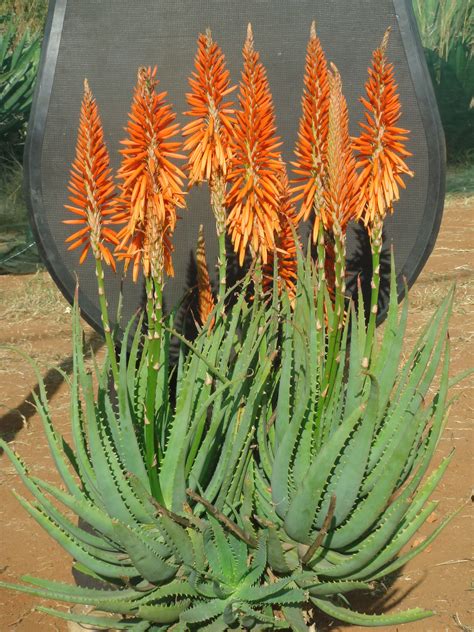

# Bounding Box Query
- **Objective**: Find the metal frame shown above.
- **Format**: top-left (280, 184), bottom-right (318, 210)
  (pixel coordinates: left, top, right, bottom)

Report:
top-left (24, 0), bottom-right (446, 334)
top-left (393, 0), bottom-right (446, 300)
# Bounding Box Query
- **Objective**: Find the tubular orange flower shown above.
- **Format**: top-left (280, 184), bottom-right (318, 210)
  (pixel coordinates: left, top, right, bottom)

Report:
top-left (291, 21), bottom-right (330, 239)
top-left (196, 225), bottom-right (215, 326)
top-left (183, 29), bottom-right (235, 187)
top-left (114, 66), bottom-right (186, 282)
top-left (263, 173), bottom-right (299, 301)
top-left (64, 79), bottom-right (119, 268)
top-left (324, 64), bottom-right (359, 234)
top-left (353, 29), bottom-right (414, 230)
top-left (183, 30), bottom-right (236, 300)
top-left (226, 24), bottom-right (285, 266)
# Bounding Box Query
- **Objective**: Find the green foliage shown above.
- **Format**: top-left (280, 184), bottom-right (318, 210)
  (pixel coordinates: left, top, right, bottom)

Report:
top-left (0, 5), bottom-right (44, 270)
top-left (0, 157), bottom-right (25, 229)
top-left (413, 0), bottom-right (473, 163)
top-left (0, 158), bottom-right (42, 274)
top-left (0, 14), bottom-right (41, 158)
top-left (412, 0), bottom-right (472, 61)
top-left (0, 251), bottom-right (459, 629)
top-left (1, 0), bottom-right (48, 37)
top-left (446, 163), bottom-right (474, 196)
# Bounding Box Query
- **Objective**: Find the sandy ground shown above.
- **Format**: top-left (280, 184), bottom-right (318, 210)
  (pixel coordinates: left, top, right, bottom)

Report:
top-left (0, 194), bottom-right (472, 631)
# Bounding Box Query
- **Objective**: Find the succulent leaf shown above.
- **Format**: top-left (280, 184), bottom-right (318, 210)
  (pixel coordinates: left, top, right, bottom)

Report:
top-left (283, 403), bottom-right (364, 543)
top-left (311, 597), bottom-right (433, 626)
top-left (112, 521), bottom-right (177, 584)
top-left (138, 600), bottom-right (191, 623)
top-left (36, 606), bottom-right (148, 630)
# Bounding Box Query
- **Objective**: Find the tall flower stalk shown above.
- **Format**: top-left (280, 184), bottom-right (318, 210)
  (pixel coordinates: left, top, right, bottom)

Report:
top-left (292, 24), bottom-right (331, 360)
top-left (226, 24), bottom-right (285, 276)
top-left (183, 30), bottom-right (235, 303)
top-left (292, 26), bottom-right (358, 409)
top-left (196, 225), bottom-right (216, 327)
top-left (263, 172), bottom-right (299, 302)
top-left (319, 64), bottom-right (359, 412)
top-left (353, 29), bottom-right (413, 364)
top-left (64, 79), bottom-right (120, 384)
top-left (114, 66), bottom-right (185, 494)
top-left (325, 62), bottom-right (358, 322)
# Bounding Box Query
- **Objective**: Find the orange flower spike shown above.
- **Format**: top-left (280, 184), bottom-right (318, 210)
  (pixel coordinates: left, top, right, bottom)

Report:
top-left (64, 79), bottom-right (119, 269)
top-left (325, 64), bottom-right (359, 236)
top-left (226, 24), bottom-right (285, 266)
top-left (114, 66), bottom-right (186, 282)
top-left (353, 28), bottom-right (414, 229)
top-left (292, 21), bottom-right (330, 236)
top-left (196, 225), bottom-right (215, 327)
top-left (264, 173), bottom-right (299, 301)
top-left (183, 30), bottom-right (235, 186)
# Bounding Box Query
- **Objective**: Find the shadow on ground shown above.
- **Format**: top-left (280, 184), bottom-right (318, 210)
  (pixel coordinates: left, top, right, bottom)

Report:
top-left (312, 571), bottom-right (426, 629)
top-left (0, 330), bottom-right (103, 446)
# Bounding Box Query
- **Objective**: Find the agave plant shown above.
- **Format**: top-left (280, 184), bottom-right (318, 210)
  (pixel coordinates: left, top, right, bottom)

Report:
top-left (0, 22), bottom-right (464, 631)
top-left (0, 14), bottom-right (41, 155)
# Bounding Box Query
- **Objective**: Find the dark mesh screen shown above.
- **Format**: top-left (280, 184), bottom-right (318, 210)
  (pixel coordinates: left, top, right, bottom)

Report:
top-left (28, 0), bottom-right (444, 332)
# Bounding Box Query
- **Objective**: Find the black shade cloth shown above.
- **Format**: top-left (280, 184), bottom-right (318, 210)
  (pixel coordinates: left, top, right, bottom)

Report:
top-left (25, 0), bottom-right (445, 335)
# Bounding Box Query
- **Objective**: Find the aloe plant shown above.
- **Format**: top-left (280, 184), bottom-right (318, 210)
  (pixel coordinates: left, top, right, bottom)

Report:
top-left (0, 14), bottom-right (40, 155)
top-left (0, 253), bottom-right (459, 629)
top-left (251, 252), bottom-right (460, 627)
top-left (0, 22), bottom-right (464, 630)
top-left (0, 279), bottom-right (298, 628)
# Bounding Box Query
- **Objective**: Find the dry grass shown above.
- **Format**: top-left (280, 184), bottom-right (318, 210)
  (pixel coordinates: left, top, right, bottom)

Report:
top-left (0, 272), bottom-right (71, 381)
top-left (409, 275), bottom-right (473, 313)
top-left (0, 270), bottom-right (69, 323)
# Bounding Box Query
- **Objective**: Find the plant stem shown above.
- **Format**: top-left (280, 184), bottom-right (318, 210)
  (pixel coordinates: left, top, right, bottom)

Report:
top-left (302, 494), bottom-right (337, 565)
top-left (95, 257), bottom-right (119, 386)
top-left (186, 488), bottom-right (257, 547)
top-left (211, 175), bottom-right (227, 305)
top-left (253, 256), bottom-right (263, 299)
top-left (314, 224), bottom-right (327, 450)
top-left (363, 217), bottom-right (383, 366)
top-left (217, 228), bottom-right (227, 305)
top-left (315, 224), bottom-right (326, 361)
top-left (325, 225), bottom-right (346, 406)
top-left (144, 275), bottom-right (163, 499)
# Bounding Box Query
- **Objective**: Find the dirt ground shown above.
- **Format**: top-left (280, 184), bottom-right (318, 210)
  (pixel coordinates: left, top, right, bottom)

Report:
top-left (0, 194), bottom-right (472, 631)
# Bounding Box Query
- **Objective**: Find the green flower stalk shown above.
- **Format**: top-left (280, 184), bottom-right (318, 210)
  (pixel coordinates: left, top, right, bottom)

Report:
top-left (63, 79), bottom-right (120, 385)
top-left (321, 64), bottom-right (359, 400)
top-left (292, 29), bottom-right (359, 413)
top-left (353, 29), bottom-right (414, 361)
top-left (113, 66), bottom-right (186, 495)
